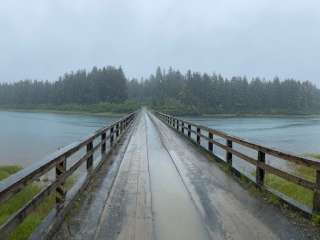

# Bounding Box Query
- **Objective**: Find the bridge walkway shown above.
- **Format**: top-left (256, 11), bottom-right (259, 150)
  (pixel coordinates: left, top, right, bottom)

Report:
top-left (53, 110), bottom-right (319, 240)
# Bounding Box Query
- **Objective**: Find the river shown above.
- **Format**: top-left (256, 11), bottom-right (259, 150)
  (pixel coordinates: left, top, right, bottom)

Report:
top-left (0, 111), bottom-right (120, 166)
top-left (184, 115), bottom-right (320, 156)
top-left (0, 111), bottom-right (319, 168)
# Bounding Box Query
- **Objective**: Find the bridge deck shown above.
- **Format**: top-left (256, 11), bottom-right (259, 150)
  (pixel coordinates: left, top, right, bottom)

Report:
top-left (53, 111), bottom-right (319, 240)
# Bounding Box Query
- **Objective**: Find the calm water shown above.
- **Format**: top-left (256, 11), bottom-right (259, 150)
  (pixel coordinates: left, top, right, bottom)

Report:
top-left (184, 115), bottom-right (320, 156)
top-left (1, 112), bottom-right (319, 168)
top-left (0, 111), bottom-right (120, 166)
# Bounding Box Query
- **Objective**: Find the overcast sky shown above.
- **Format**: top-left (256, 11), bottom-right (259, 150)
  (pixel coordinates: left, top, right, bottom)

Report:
top-left (0, 0), bottom-right (319, 85)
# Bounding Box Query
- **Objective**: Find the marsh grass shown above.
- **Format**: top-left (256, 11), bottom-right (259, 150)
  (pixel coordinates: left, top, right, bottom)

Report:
top-left (261, 154), bottom-right (319, 209)
top-left (0, 165), bottom-right (75, 240)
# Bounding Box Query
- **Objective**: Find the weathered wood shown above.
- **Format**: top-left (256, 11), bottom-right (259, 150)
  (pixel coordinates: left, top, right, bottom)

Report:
top-left (0, 112), bottom-right (136, 238)
top-left (208, 132), bottom-right (213, 152)
top-left (182, 122), bottom-right (185, 134)
top-left (56, 156), bottom-right (66, 208)
top-left (156, 111), bottom-right (320, 214)
top-left (208, 138), bottom-right (257, 166)
top-left (116, 123), bottom-right (120, 137)
top-left (110, 126), bottom-right (114, 146)
top-left (256, 151), bottom-right (265, 187)
top-left (313, 170), bottom-right (320, 213)
top-left (86, 141), bottom-right (93, 170)
top-left (259, 161), bottom-right (316, 191)
top-left (101, 132), bottom-right (106, 154)
top-left (0, 144), bottom-right (100, 238)
top-left (197, 128), bottom-right (201, 144)
top-left (156, 112), bottom-right (320, 170)
top-left (188, 124), bottom-right (191, 138)
top-left (226, 140), bottom-right (233, 167)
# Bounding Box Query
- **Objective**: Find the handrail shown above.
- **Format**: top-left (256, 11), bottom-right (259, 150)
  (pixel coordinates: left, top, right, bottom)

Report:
top-left (0, 111), bottom-right (137, 239)
top-left (155, 111), bottom-right (320, 214)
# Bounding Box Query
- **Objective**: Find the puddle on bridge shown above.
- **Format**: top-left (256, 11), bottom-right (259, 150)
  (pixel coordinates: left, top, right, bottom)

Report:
top-left (145, 113), bottom-right (210, 240)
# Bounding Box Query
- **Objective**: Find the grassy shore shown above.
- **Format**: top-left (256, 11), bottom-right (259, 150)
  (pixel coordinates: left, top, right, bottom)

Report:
top-left (265, 165), bottom-right (315, 208)
top-left (0, 165), bottom-right (73, 239)
top-left (0, 101), bottom-right (140, 116)
top-left (256, 153), bottom-right (320, 223)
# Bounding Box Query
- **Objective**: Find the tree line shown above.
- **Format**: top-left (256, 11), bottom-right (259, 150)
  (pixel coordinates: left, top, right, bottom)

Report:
top-left (0, 66), bottom-right (320, 114)
top-left (129, 67), bottom-right (320, 114)
top-left (0, 66), bottom-right (127, 106)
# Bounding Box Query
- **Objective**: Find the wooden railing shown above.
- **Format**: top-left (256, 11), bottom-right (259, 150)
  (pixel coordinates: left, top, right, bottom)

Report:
top-left (0, 112), bottom-right (136, 239)
top-left (156, 112), bottom-right (320, 214)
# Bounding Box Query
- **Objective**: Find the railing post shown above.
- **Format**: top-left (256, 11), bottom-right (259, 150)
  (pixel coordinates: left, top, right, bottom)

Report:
top-left (182, 122), bottom-right (185, 134)
top-left (313, 170), bottom-right (320, 213)
top-left (55, 156), bottom-right (66, 209)
top-left (101, 131), bottom-right (106, 154)
top-left (256, 150), bottom-right (265, 187)
top-left (86, 141), bottom-right (93, 170)
top-left (116, 123), bottom-right (119, 138)
top-left (226, 140), bottom-right (233, 167)
top-left (110, 126), bottom-right (114, 146)
top-left (197, 128), bottom-right (201, 145)
top-left (119, 121), bottom-right (123, 134)
top-left (188, 124), bottom-right (191, 138)
top-left (208, 132), bottom-right (213, 152)
top-left (173, 119), bottom-right (176, 128)
top-left (176, 120), bottom-right (179, 131)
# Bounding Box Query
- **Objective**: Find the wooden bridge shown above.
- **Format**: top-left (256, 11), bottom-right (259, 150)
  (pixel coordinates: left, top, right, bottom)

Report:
top-left (0, 109), bottom-right (320, 239)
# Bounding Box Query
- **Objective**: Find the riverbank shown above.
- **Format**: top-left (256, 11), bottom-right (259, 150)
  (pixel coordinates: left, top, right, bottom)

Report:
top-left (152, 104), bottom-right (320, 117)
top-left (0, 101), bottom-right (140, 116)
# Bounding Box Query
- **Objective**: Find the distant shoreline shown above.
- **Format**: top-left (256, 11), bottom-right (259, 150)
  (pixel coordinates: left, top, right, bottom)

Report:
top-left (0, 105), bottom-right (320, 118)
top-left (0, 108), bottom-right (125, 117)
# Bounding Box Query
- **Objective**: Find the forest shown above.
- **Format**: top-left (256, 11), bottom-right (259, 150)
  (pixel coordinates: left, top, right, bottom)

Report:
top-left (0, 66), bottom-right (320, 115)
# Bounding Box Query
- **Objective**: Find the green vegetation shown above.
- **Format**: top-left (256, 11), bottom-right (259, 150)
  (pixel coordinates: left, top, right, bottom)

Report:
top-left (265, 173), bottom-right (313, 207)
top-left (312, 214), bottom-right (320, 224)
top-left (0, 165), bottom-right (22, 180)
top-left (131, 67), bottom-right (320, 115)
top-left (306, 153), bottom-right (320, 160)
top-left (261, 154), bottom-right (318, 209)
top-left (1, 65), bottom-right (320, 115)
top-left (0, 166), bottom-right (74, 239)
top-left (0, 100), bottom-right (140, 115)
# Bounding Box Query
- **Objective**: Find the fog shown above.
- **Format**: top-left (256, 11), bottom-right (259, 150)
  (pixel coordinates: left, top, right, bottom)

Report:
top-left (0, 0), bottom-right (319, 85)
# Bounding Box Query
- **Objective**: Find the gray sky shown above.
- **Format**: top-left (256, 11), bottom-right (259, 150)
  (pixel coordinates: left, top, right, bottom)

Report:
top-left (0, 0), bottom-right (319, 85)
